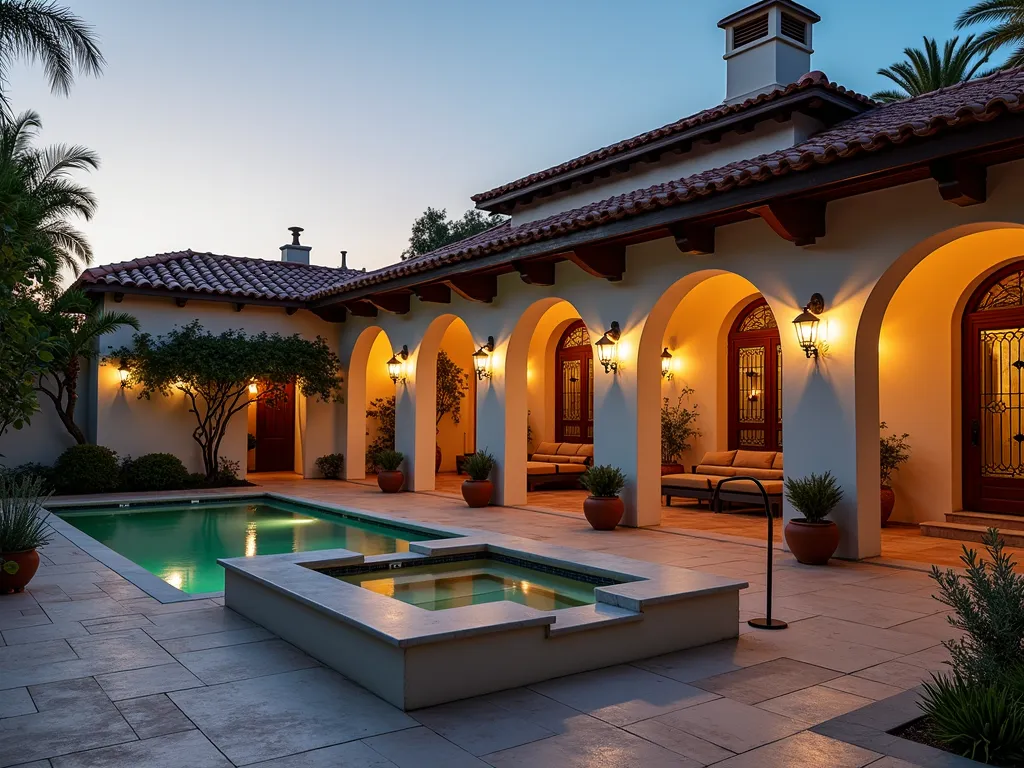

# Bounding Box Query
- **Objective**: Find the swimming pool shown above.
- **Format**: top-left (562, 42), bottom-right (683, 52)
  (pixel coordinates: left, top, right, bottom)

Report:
top-left (54, 498), bottom-right (448, 594)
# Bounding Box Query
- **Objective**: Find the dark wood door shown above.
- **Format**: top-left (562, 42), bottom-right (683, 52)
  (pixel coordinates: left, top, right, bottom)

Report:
top-left (963, 264), bottom-right (1024, 514)
top-left (255, 381), bottom-right (295, 472)
top-left (728, 298), bottom-right (783, 451)
top-left (555, 321), bottom-right (594, 443)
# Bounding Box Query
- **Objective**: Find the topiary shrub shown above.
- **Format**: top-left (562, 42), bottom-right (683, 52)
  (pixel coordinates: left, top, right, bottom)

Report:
top-left (123, 453), bottom-right (189, 492)
top-left (315, 453), bottom-right (344, 479)
top-left (374, 449), bottom-right (404, 472)
top-left (580, 465), bottom-right (626, 498)
top-left (53, 445), bottom-right (120, 495)
top-left (463, 450), bottom-right (495, 481)
top-left (784, 471), bottom-right (844, 523)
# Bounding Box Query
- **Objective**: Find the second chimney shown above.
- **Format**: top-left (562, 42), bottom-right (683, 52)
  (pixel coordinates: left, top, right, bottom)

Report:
top-left (718, 1), bottom-right (820, 105)
top-left (280, 226), bottom-right (312, 265)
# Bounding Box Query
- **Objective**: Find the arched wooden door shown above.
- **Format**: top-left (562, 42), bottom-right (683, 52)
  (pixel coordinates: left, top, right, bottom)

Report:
top-left (964, 263), bottom-right (1024, 514)
top-left (728, 299), bottom-right (782, 452)
top-left (555, 321), bottom-right (594, 444)
top-left (255, 381), bottom-right (295, 472)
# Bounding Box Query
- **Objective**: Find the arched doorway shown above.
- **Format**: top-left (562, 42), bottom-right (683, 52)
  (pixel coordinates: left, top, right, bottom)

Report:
top-left (728, 298), bottom-right (782, 451)
top-left (554, 320), bottom-right (594, 443)
top-left (963, 261), bottom-right (1024, 514)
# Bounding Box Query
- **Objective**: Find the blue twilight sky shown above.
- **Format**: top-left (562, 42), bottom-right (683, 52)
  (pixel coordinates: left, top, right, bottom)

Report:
top-left (6, 0), bottom-right (983, 275)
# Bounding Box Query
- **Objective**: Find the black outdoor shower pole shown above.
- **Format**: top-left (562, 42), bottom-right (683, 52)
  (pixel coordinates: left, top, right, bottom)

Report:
top-left (711, 476), bottom-right (787, 631)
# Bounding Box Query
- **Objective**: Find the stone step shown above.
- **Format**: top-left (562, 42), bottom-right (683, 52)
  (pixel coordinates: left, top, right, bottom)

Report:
top-left (945, 510), bottom-right (1024, 531)
top-left (920, 521), bottom-right (1024, 548)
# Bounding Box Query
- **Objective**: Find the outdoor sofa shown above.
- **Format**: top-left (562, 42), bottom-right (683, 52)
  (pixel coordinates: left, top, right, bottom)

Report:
top-left (662, 449), bottom-right (783, 515)
top-left (527, 442), bottom-right (593, 490)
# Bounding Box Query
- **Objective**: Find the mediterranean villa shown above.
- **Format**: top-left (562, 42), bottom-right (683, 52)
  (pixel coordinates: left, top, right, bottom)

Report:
top-left (7, 0), bottom-right (1024, 563)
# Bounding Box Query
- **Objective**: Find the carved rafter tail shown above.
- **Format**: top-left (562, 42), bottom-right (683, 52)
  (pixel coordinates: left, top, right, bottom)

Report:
top-left (669, 223), bottom-right (715, 255)
top-left (344, 300), bottom-right (378, 317)
top-left (514, 260), bottom-right (556, 286)
top-left (749, 200), bottom-right (826, 246)
top-left (414, 284), bottom-right (452, 303)
top-left (445, 273), bottom-right (498, 303)
top-left (930, 159), bottom-right (987, 207)
top-left (368, 292), bottom-right (411, 314)
top-left (565, 244), bottom-right (626, 281)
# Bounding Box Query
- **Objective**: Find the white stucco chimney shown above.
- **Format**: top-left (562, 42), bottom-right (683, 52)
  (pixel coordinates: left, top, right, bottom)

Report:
top-left (718, 0), bottom-right (819, 105)
top-left (280, 226), bottom-right (311, 265)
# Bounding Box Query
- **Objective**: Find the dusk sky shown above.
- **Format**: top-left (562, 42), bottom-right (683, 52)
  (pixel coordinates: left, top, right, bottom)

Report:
top-left (7, 0), bottom-right (982, 275)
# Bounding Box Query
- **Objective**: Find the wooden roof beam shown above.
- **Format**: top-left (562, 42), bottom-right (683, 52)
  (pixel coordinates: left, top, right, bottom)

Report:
top-left (414, 284), bottom-right (451, 303)
top-left (931, 159), bottom-right (987, 206)
top-left (514, 260), bottom-right (555, 286)
top-left (311, 306), bottom-right (347, 323)
top-left (749, 201), bottom-right (826, 246)
top-left (669, 223), bottom-right (715, 255)
top-left (344, 300), bottom-right (378, 317)
top-left (445, 274), bottom-right (498, 303)
top-left (566, 244), bottom-right (626, 282)
top-left (368, 292), bottom-right (411, 315)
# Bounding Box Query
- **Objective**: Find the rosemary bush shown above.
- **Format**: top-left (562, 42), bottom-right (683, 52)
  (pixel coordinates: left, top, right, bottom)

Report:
top-left (783, 471), bottom-right (843, 523)
top-left (374, 449), bottom-right (405, 472)
top-left (580, 465), bottom-right (626, 498)
top-left (463, 450), bottom-right (495, 481)
top-left (0, 474), bottom-right (53, 553)
top-left (880, 422), bottom-right (911, 487)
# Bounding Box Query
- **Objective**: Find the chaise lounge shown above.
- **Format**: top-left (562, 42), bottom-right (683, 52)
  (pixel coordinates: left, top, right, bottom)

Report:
top-left (527, 442), bottom-right (593, 490)
top-left (662, 450), bottom-right (783, 515)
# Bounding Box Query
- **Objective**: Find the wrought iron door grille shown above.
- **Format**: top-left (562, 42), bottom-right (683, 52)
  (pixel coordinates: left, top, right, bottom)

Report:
top-left (979, 327), bottom-right (1024, 478)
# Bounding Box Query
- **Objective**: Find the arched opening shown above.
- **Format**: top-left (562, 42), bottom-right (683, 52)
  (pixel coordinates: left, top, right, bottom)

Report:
top-left (728, 298), bottom-right (783, 452)
top-left (554, 320), bottom-right (594, 444)
top-left (344, 326), bottom-right (395, 480)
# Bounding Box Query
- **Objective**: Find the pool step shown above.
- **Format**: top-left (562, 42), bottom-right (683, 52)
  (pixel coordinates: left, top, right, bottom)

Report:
top-left (547, 602), bottom-right (642, 637)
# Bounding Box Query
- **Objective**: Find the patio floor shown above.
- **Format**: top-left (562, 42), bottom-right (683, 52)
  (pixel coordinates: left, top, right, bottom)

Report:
top-left (0, 476), bottom-right (971, 767)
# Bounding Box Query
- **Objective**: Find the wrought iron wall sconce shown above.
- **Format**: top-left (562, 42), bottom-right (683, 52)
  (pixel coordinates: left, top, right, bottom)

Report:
top-left (793, 293), bottom-right (825, 359)
top-left (595, 322), bottom-right (621, 374)
top-left (660, 348), bottom-right (673, 380)
top-left (387, 345), bottom-right (409, 383)
top-left (248, 379), bottom-right (258, 395)
top-left (472, 336), bottom-right (495, 380)
top-left (118, 361), bottom-right (130, 388)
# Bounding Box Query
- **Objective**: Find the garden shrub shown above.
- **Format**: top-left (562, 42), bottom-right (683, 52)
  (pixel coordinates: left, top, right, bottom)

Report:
top-left (3, 463), bottom-right (54, 491)
top-left (216, 457), bottom-right (243, 485)
top-left (123, 453), bottom-right (189, 492)
top-left (373, 450), bottom-right (404, 472)
top-left (315, 453), bottom-right (344, 479)
top-left (53, 445), bottom-right (120, 495)
top-left (463, 450), bottom-right (495, 481)
top-left (921, 673), bottom-right (1024, 766)
top-left (580, 465), bottom-right (626, 498)
top-left (783, 471), bottom-right (844, 523)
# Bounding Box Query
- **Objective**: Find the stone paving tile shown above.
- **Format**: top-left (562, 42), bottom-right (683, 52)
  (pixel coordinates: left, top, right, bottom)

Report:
top-left (623, 718), bottom-right (734, 766)
top-left (173, 639), bottom-right (319, 685)
top-left (633, 636), bottom-right (783, 683)
top-left (80, 615), bottom-right (156, 635)
top-left (114, 694), bottom-right (196, 740)
top-left (781, 616), bottom-right (937, 655)
top-left (95, 581), bottom-right (150, 601)
top-left (693, 658), bottom-right (842, 705)
top-left (854, 661), bottom-right (937, 690)
top-left (479, 687), bottom-right (583, 734)
top-left (49, 729), bottom-right (231, 768)
top-left (37, 598), bottom-right (129, 624)
top-left (157, 627), bottom-right (274, 655)
top-left (529, 664), bottom-right (719, 726)
top-left (142, 607), bottom-right (255, 640)
top-left (0, 639), bottom-right (77, 668)
top-left (757, 685), bottom-right (875, 725)
top-left (821, 675), bottom-right (908, 702)
top-left (95, 661), bottom-right (204, 700)
top-left (654, 697), bottom-right (806, 753)
top-left (888, 613), bottom-right (962, 642)
top-left (0, 611), bottom-right (51, 632)
top-left (713, 730), bottom-right (881, 767)
top-left (170, 667), bottom-right (415, 766)
top-left (362, 726), bottom-right (487, 767)
top-left (897, 644), bottom-right (952, 672)
top-left (411, 699), bottom-right (556, 756)
top-left (247, 741), bottom-right (398, 767)
top-left (864, 758), bottom-right (925, 767)
top-left (0, 687), bottom-right (36, 718)
top-left (1, 622), bottom-right (90, 647)
top-left (120, 598), bottom-right (221, 616)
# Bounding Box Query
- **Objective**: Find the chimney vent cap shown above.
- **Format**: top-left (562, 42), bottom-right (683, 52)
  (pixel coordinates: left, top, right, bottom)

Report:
top-left (288, 226), bottom-right (304, 245)
top-left (718, 0), bottom-right (819, 29)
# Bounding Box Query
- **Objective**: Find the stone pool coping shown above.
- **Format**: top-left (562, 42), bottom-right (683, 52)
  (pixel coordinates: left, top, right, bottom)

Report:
top-left (219, 529), bottom-right (748, 648)
top-left (43, 491), bottom-right (468, 603)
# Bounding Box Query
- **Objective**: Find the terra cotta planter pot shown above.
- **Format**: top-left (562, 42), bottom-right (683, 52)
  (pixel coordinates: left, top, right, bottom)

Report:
top-left (583, 496), bottom-right (624, 530)
top-left (661, 463), bottom-right (686, 476)
top-left (461, 480), bottom-right (493, 508)
top-left (784, 519), bottom-right (839, 565)
top-left (435, 445), bottom-right (442, 473)
top-left (880, 486), bottom-right (896, 527)
top-left (0, 549), bottom-right (40, 594)
top-left (377, 470), bottom-right (405, 493)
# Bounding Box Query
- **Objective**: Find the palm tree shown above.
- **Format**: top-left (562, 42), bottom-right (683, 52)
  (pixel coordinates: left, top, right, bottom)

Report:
top-left (872, 36), bottom-right (993, 103)
top-left (958, 0), bottom-right (1024, 69)
top-left (36, 288), bottom-right (137, 444)
top-left (0, 0), bottom-right (104, 114)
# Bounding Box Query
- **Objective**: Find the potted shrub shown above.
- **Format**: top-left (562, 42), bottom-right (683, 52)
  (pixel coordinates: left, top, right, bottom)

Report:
top-left (661, 388), bottom-right (701, 475)
top-left (880, 422), bottom-right (911, 527)
top-left (0, 475), bottom-right (54, 594)
top-left (366, 395), bottom-right (395, 473)
top-left (435, 350), bottom-right (469, 473)
top-left (783, 471), bottom-right (843, 565)
top-left (374, 450), bottom-right (405, 493)
top-left (315, 453), bottom-right (344, 480)
top-left (580, 465), bottom-right (627, 530)
top-left (461, 450), bottom-right (495, 508)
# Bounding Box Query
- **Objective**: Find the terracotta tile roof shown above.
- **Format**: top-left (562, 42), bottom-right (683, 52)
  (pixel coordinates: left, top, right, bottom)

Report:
top-left (75, 249), bottom-right (361, 302)
top-left (471, 71), bottom-right (875, 205)
top-left (313, 68), bottom-right (1024, 300)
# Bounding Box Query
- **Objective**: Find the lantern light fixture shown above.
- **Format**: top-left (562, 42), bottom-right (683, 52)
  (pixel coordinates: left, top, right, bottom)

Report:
top-left (248, 380), bottom-right (258, 395)
top-left (387, 345), bottom-right (409, 383)
top-left (660, 348), bottom-right (673, 380)
top-left (595, 321), bottom-right (622, 374)
top-left (117, 361), bottom-right (130, 388)
top-left (793, 293), bottom-right (825, 359)
top-left (472, 336), bottom-right (495, 380)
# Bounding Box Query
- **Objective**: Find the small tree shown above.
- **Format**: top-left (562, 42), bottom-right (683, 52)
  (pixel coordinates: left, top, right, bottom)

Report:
top-left (366, 395), bottom-right (395, 471)
top-left (661, 388), bottom-right (702, 464)
top-left (436, 349), bottom-right (468, 428)
top-left (114, 321), bottom-right (343, 479)
top-left (400, 207), bottom-right (506, 260)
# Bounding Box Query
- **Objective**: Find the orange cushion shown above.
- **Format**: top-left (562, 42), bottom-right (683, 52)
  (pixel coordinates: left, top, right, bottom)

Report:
top-left (662, 474), bottom-right (716, 490)
top-left (738, 467), bottom-right (783, 480)
top-left (527, 461), bottom-right (556, 475)
top-left (535, 442), bottom-right (560, 456)
top-left (532, 454), bottom-right (561, 463)
top-left (576, 444), bottom-right (594, 458)
top-left (556, 443), bottom-right (580, 456)
top-left (565, 455), bottom-right (589, 465)
top-left (772, 453), bottom-right (784, 470)
top-left (699, 450), bottom-right (737, 467)
top-left (718, 478), bottom-right (783, 496)
top-left (733, 450), bottom-right (776, 470)
top-left (695, 465), bottom-right (737, 477)
top-left (555, 464), bottom-right (586, 474)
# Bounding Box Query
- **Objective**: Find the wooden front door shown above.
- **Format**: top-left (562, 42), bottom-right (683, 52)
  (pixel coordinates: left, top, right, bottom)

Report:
top-left (255, 381), bottom-right (295, 472)
top-left (728, 298), bottom-right (783, 451)
top-left (555, 321), bottom-right (594, 443)
top-left (964, 263), bottom-right (1024, 514)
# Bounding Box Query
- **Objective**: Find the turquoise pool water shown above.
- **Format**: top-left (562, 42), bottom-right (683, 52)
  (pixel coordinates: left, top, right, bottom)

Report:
top-left (339, 558), bottom-right (604, 611)
top-left (55, 499), bottom-right (442, 594)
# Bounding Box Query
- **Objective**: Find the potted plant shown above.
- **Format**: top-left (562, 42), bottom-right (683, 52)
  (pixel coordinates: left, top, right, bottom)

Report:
top-left (435, 350), bottom-right (469, 473)
top-left (661, 388), bottom-right (701, 475)
top-left (880, 422), bottom-right (911, 527)
top-left (580, 465), bottom-right (627, 530)
top-left (1, 475), bottom-right (54, 594)
top-left (374, 450), bottom-right (405, 493)
top-left (315, 453), bottom-right (344, 480)
top-left (461, 450), bottom-right (495, 508)
top-left (783, 471), bottom-right (843, 565)
top-left (366, 395), bottom-right (395, 473)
